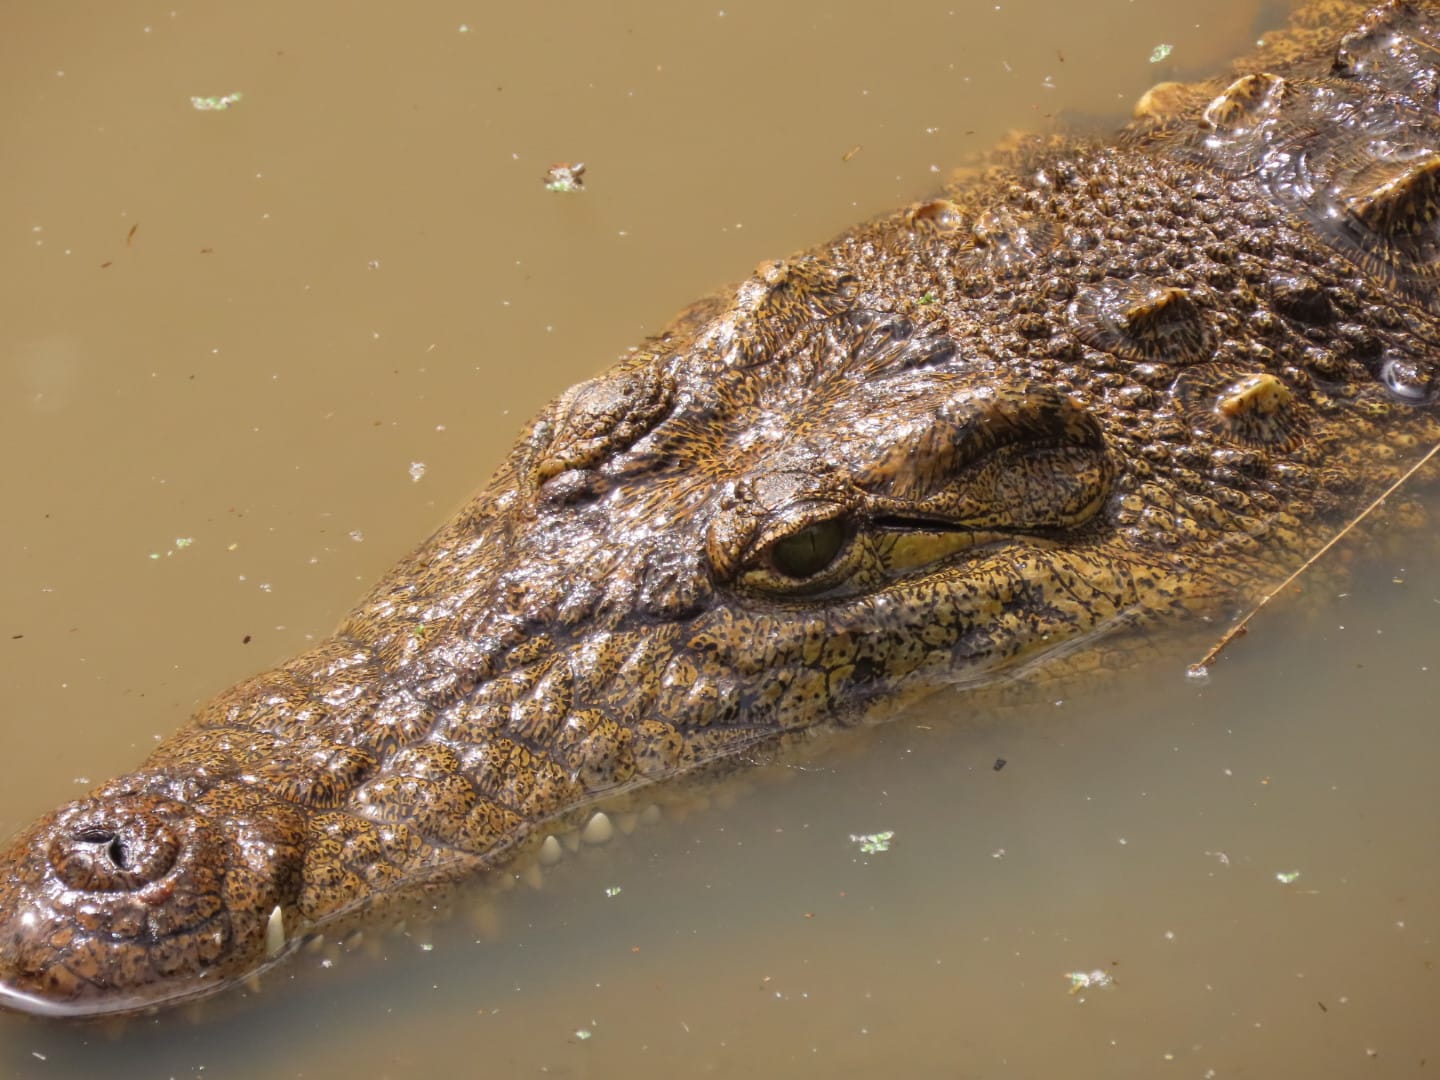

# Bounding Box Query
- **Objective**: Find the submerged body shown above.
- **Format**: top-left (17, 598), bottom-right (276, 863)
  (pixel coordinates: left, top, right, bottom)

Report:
top-left (3, 0), bottom-right (1440, 1018)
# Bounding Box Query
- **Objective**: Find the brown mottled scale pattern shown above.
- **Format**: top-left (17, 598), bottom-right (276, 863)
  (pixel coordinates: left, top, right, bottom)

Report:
top-left (3, 0), bottom-right (1440, 1019)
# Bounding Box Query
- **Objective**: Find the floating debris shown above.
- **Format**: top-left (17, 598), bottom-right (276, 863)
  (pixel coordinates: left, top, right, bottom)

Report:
top-left (1149, 44), bottom-right (1173, 64)
top-left (849, 830), bottom-right (896, 855)
top-left (408, 461), bottom-right (427, 483)
top-left (543, 162), bottom-right (586, 193)
top-left (149, 537), bottom-right (197, 560)
top-left (604, 886), bottom-right (622, 898)
top-left (1275, 870), bottom-right (1302, 885)
top-left (1065, 969), bottom-right (1115, 994)
top-left (190, 92), bottom-right (244, 112)
top-left (573, 1028), bottom-right (592, 1041)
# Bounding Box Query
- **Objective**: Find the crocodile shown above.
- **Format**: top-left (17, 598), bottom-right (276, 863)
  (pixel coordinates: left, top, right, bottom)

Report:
top-left (4, 0), bottom-right (1440, 1019)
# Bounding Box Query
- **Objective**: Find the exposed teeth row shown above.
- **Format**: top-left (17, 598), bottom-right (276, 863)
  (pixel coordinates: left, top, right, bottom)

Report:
top-left (545, 802), bottom-right (663, 861)
top-left (199, 792), bottom-right (732, 1011)
top-left (291, 802), bottom-right (671, 976)
top-left (537, 805), bottom-right (640, 870)
top-left (187, 792), bottom-right (727, 1014)
top-left (516, 802), bottom-right (666, 891)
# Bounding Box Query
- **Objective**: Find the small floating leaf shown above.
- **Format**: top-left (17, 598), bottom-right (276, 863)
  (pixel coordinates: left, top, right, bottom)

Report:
top-left (849, 830), bottom-right (896, 855)
top-left (543, 162), bottom-right (586, 193)
top-left (1064, 969), bottom-right (1114, 994)
top-left (190, 92), bottom-right (244, 111)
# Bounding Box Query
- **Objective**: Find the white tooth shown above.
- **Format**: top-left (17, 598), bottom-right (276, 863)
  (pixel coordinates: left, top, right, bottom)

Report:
top-left (264, 905), bottom-right (286, 958)
top-left (522, 862), bottom-right (544, 889)
top-left (303, 933), bottom-right (327, 954)
top-left (582, 811), bottom-right (614, 845)
top-left (617, 812), bottom-right (639, 835)
top-left (538, 835), bottom-right (563, 865)
top-left (562, 829), bottom-right (582, 853)
top-left (638, 804), bottom-right (662, 827)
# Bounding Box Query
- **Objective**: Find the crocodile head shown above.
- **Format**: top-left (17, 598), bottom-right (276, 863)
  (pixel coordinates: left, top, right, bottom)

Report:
top-left (0, 290), bottom-right (1181, 1016)
top-left (8, 0), bottom-right (1440, 1012)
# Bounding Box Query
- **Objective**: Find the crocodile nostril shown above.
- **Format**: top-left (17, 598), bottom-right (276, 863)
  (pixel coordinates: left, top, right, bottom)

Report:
top-left (105, 837), bottom-right (130, 871)
top-left (68, 835), bottom-right (131, 875)
top-left (72, 829), bottom-right (132, 871)
top-left (47, 806), bottom-right (181, 893)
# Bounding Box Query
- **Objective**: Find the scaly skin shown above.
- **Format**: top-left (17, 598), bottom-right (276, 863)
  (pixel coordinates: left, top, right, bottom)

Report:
top-left (4, 0), bottom-right (1440, 1018)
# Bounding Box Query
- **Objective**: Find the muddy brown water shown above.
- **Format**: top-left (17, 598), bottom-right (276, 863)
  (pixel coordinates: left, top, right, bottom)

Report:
top-left (2, 0), bottom-right (1438, 1075)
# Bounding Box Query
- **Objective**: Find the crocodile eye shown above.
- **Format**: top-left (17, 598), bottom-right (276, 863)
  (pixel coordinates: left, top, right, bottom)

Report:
top-left (769, 518), bottom-right (847, 579)
top-left (729, 513), bottom-right (863, 598)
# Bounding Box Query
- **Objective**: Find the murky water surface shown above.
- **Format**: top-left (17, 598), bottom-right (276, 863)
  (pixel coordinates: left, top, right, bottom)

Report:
top-left (3, 0), bottom-right (1437, 1075)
